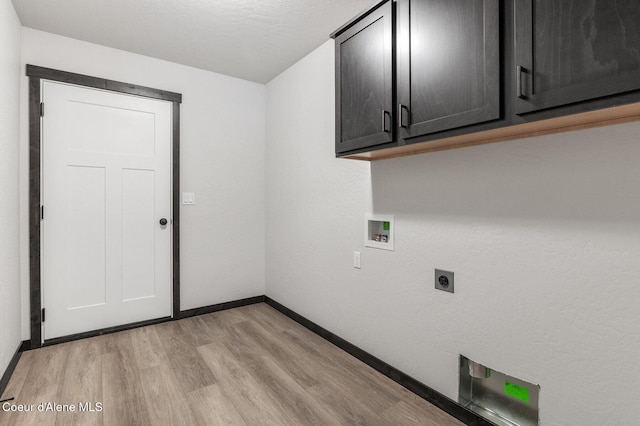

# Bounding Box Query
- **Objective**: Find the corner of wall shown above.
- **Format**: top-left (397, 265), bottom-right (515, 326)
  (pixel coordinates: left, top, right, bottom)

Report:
top-left (0, 0), bottom-right (24, 378)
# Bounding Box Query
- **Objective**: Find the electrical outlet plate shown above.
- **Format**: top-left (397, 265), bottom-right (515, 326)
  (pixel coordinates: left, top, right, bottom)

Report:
top-left (435, 269), bottom-right (454, 293)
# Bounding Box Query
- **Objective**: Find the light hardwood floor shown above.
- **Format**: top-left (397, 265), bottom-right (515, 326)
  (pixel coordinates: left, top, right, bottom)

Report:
top-left (0, 303), bottom-right (464, 425)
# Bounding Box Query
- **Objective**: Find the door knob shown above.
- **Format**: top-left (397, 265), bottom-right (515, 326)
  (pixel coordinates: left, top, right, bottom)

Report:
top-left (159, 218), bottom-right (168, 226)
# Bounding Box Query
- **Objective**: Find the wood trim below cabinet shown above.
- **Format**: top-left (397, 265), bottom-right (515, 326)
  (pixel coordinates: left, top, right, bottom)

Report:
top-left (342, 102), bottom-right (640, 161)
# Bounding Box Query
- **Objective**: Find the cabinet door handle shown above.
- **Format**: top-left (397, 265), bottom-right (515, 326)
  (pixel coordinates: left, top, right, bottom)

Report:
top-left (398, 104), bottom-right (409, 128)
top-left (381, 110), bottom-right (390, 133)
top-left (517, 66), bottom-right (526, 99)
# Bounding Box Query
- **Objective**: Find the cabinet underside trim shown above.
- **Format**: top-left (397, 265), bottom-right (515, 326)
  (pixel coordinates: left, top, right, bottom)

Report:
top-left (342, 102), bottom-right (640, 161)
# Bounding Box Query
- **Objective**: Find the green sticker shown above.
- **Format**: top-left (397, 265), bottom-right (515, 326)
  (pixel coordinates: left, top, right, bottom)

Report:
top-left (504, 381), bottom-right (530, 403)
top-left (383, 222), bottom-right (390, 231)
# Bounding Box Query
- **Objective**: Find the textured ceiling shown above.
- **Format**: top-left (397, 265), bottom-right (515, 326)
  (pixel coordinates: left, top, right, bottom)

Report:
top-left (12, 0), bottom-right (375, 84)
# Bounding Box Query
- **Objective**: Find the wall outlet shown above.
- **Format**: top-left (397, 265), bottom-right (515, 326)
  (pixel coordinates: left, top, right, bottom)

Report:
top-left (353, 251), bottom-right (361, 269)
top-left (435, 269), bottom-right (454, 293)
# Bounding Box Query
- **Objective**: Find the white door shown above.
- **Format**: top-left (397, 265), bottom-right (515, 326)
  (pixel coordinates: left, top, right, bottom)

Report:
top-left (41, 81), bottom-right (172, 340)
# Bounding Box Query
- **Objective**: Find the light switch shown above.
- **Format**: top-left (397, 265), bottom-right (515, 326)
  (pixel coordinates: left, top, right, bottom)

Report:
top-left (353, 251), bottom-right (361, 269)
top-left (182, 192), bottom-right (195, 205)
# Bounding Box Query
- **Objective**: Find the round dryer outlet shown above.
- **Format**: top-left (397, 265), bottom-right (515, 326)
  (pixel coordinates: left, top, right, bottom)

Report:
top-left (435, 269), bottom-right (454, 293)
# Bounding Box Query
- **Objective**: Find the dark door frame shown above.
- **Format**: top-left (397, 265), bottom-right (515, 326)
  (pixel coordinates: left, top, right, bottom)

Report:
top-left (27, 65), bottom-right (182, 349)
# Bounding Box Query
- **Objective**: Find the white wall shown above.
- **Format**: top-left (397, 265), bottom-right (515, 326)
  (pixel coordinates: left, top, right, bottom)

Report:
top-left (20, 28), bottom-right (266, 338)
top-left (0, 0), bottom-right (22, 378)
top-left (266, 40), bottom-right (640, 425)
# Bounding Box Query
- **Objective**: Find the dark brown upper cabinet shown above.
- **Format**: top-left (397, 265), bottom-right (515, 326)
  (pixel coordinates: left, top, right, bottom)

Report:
top-left (397, 0), bottom-right (500, 140)
top-left (334, 1), bottom-right (394, 154)
top-left (515, 0), bottom-right (640, 114)
top-left (333, 0), bottom-right (640, 160)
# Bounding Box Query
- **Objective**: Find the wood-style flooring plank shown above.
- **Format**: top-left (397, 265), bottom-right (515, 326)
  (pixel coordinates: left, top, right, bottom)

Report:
top-left (234, 320), bottom-right (320, 389)
top-left (138, 364), bottom-right (196, 426)
top-left (154, 320), bottom-right (217, 394)
top-left (1, 303), bottom-right (468, 426)
top-left (383, 399), bottom-right (465, 426)
top-left (306, 383), bottom-right (394, 426)
top-left (23, 342), bottom-right (70, 389)
top-left (197, 342), bottom-right (291, 426)
top-left (275, 326), bottom-right (403, 414)
top-left (236, 303), bottom-right (293, 334)
top-left (130, 324), bottom-right (170, 371)
top-left (209, 306), bottom-right (250, 325)
top-left (211, 323), bottom-right (340, 426)
top-left (0, 383), bottom-right (60, 426)
top-left (101, 349), bottom-right (151, 426)
top-left (236, 351), bottom-right (342, 425)
top-left (193, 311), bottom-right (229, 337)
top-left (274, 313), bottom-right (463, 425)
top-left (0, 350), bottom-right (34, 401)
top-left (186, 384), bottom-right (247, 426)
top-left (1, 343), bottom-right (71, 425)
top-left (55, 338), bottom-right (103, 426)
top-left (178, 315), bottom-right (222, 345)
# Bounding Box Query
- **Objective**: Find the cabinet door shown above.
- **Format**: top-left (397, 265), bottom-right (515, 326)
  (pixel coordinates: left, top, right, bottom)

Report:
top-left (515, 0), bottom-right (640, 114)
top-left (335, 1), bottom-right (394, 153)
top-left (397, 0), bottom-right (500, 140)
